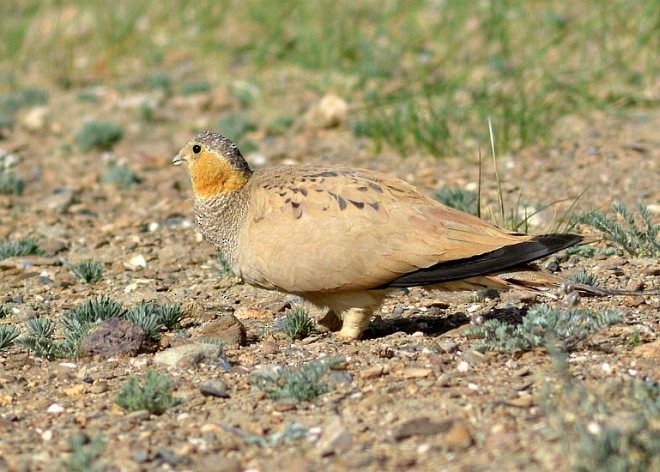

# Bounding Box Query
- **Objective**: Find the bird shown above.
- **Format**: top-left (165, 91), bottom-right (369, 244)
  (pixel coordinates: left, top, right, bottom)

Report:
top-left (173, 131), bottom-right (584, 340)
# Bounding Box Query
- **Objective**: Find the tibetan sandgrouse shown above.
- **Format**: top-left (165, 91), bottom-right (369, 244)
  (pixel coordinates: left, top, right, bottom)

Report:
top-left (173, 131), bottom-right (583, 339)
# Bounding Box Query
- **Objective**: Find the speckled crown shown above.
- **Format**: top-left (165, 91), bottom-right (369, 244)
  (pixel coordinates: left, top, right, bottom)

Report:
top-left (193, 131), bottom-right (252, 175)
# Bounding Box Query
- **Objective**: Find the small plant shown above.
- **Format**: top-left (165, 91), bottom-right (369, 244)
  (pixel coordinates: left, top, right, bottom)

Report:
top-left (0, 238), bottom-right (42, 259)
top-left (199, 337), bottom-right (226, 348)
top-left (59, 295), bottom-right (126, 349)
top-left (433, 186), bottom-right (478, 215)
top-left (218, 113), bottom-right (257, 141)
top-left (101, 163), bottom-right (141, 188)
top-left (250, 357), bottom-right (344, 402)
top-left (464, 304), bottom-right (622, 352)
top-left (0, 171), bottom-right (24, 195)
top-left (282, 308), bottom-right (313, 340)
top-left (0, 325), bottom-right (19, 353)
top-left (19, 316), bottom-right (76, 360)
top-left (180, 81), bottom-right (211, 96)
top-left (214, 255), bottom-right (234, 276)
top-left (0, 304), bottom-right (11, 318)
top-left (156, 304), bottom-right (184, 330)
top-left (70, 260), bottom-right (103, 283)
top-left (115, 370), bottom-right (179, 415)
top-left (62, 433), bottom-right (106, 472)
top-left (145, 72), bottom-right (172, 93)
top-left (125, 301), bottom-right (162, 340)
top-left (568, 271), bottom-right (598, 287)
top-left (268, 116), bottom-right (294, 136)
top-left (75, 121), bottom-right (124, 151)
top-left (580, 203), bottom-right (659, 258)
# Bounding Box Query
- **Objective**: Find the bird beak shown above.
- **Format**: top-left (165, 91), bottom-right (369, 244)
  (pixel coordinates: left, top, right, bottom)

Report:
top-left (172, 154), bottom-right (184, 166)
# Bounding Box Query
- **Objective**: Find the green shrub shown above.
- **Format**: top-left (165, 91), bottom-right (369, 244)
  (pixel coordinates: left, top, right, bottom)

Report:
top-left (75, 121), bottom-right (124, 151)
top-left (115, 370), bottom-right (179, 415)
top-left (125, 300), bottom-right (162, 340)
top-left (0, 238), bottom-right (42, 259)
top-left (62, 433), bottom-right (106, 472)
top-left (71, 260), bottom-right (104, 283)
top-left (0, 325), bottom-right (19, 353)
top-left (250, 357), bottom-right (344, 402)
top-left (156, 304), bottom-right (184, 330)
top-left (101, 163), bottom-right (141, 188)
top-left (0, 170), bottom-right (24, 195)
top-left (282, 308), bottom-right (313, 340)
top-left (433, 186), bottom-right (478, 215)
top-left (464, 304), bottom-right (622, 352)
top-left (580, 203), bottom-right (659, 258)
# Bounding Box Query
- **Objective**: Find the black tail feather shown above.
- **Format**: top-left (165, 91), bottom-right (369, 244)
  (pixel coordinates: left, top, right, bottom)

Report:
top-left (379, 234), bottom-right (583, 288)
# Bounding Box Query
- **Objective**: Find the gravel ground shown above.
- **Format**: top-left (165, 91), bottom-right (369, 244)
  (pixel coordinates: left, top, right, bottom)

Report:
top-left (0, 88), bottom-right (658, 471)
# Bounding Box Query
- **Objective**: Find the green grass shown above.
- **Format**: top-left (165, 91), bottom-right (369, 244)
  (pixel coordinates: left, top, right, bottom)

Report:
top-left (282, 308), bottom-right (313, 340)
top-left (115, 370), bottom-right (179, 415)
top-left (70, 260), bottom-right (104, 283)
top-left (250, 357), bottom-right (344, 402)
top-left (464, 303), bottom-right (622, 352)
top-left (75, 121), bottom-right (124, 151)
top-left (125, 300), bottom-right (162, 341)
top-left (568, 271), bottom-right (598, 287)
top-left (101, 163), bottom-right (142, 188)
top-left (0, 325), bottom-right (19, 353)
top-left (0, 238), bottom-right (43, 259)
top-left (0, 169), bottom-right (25, 195)
top-left (433, 186), bottom-right (478, 215)
top-left (17, 296), bottom-right (184, 360)
top-left (580, 203), bottom-right (659, 258)
top-left (1, 1), bottom-right (656, 156)
top-left (62, 433), bottom-right (106, 472)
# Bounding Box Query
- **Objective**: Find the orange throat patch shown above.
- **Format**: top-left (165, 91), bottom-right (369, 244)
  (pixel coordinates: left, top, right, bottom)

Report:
top-left (189, 154), bottom-right (248, 199)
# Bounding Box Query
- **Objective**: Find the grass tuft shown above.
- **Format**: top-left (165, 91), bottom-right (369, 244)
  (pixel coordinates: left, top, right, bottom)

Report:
top-left (250, 357), bottom-right (344, 402)
top-left (433, 186), bottom-right (478, 215)
top-left (62, 433), bottom-right (106, 472)
top-left (0, 238), bottom-right (43, 259)
top-left (101, 163), bottom-right (142, 188)
top-left (125, 300), bottom-right (162, 341)
top-left (218, 113), bottom-right (257, 142)
top-left (580, 202), bottom-right (659, 258)
top-left (18, 297), bottom-right (185, 360)
top-left (156, 304), bottom-right (184, 330)
top-left (180, 81), bottom-right (211, 96)
top-left (464, 304), bottom-right (622, 352)
top-left (115, 370), bottom-right (179, 415)
top-left (19, 316), bottom-right (77, 360)
top-left (214, 255), bottom-right (235, 277)
top-left (0, 304), bottom-right (11, 318)
top-left (0, 166), bottom-right (25, 195)
top-left (75, 121), bottom-right (124, 151)
top-left (568, 271), bottom-right (598, 287)
top-left (0, 325), bottom-right (19, 353)
top-left (282, 308), bottom-right (313, 340)
top-left (70, 260), bottom-right (104, 283)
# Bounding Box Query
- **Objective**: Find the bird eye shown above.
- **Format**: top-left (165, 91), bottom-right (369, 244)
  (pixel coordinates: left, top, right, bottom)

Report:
top-left (192, 144), bottom-right (201, 154)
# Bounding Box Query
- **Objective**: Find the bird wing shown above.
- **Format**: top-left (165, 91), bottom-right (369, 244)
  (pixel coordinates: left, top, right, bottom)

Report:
top-left (235, 165), bottom-right (544, 293)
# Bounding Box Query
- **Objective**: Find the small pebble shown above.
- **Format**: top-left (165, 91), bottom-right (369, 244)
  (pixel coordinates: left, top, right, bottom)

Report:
top-left (199, 380), bottom-right (230, 399)
top-left (47, 403), bottom-right (64, 414)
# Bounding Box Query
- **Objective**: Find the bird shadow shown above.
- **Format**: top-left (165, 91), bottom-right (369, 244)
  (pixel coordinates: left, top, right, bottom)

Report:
top-left (363, 305), bottom-right (527, 340)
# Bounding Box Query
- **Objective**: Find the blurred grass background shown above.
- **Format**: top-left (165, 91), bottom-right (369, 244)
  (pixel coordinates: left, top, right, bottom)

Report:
top-left (1, 0), bottom-right (658, 156)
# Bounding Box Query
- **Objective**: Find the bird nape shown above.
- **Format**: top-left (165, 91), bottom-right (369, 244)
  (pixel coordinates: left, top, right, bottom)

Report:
top-left (174, 131), bottom-right (587, 339)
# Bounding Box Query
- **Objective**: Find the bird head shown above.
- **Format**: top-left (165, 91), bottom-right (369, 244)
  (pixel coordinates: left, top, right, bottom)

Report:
top-left (173, 131), bottom-right (253, 199)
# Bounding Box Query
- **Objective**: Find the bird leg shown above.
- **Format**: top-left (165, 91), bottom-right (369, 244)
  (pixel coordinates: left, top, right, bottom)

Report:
top-left (338, 307), bottom-right (372, 340)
